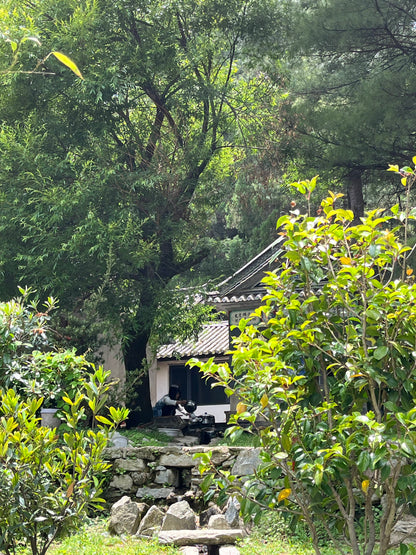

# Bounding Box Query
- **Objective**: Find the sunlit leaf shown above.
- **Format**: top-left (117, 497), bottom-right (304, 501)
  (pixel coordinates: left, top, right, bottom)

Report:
top-left (278, 488), bottom-right (291, 502)
top-left (361, 480), bottom-right (370, 494)
top-left (51, 51), bottom-right (83, 79)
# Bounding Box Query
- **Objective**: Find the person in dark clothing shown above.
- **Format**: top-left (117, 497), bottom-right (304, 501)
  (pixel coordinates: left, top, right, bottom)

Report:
top-left (153, 384), bottom-right (187, 417)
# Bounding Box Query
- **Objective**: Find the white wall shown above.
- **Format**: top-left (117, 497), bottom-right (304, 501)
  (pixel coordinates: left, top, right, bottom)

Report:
top-left (151, 358), bottom-right (230, 423)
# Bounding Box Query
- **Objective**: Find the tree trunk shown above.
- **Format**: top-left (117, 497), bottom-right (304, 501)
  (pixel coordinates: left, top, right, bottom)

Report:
top-left (123, 328), bottom-right (153, 426)
top-left (346, 168), bottom-right (364, 223)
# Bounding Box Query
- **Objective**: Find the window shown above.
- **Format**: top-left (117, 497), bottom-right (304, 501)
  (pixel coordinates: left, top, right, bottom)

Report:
top-left (169, 364), bottom-right (228, 405)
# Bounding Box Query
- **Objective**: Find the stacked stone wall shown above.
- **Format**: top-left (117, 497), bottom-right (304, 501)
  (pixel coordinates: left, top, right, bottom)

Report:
top-left (104, 445), bottom-right (260, 503)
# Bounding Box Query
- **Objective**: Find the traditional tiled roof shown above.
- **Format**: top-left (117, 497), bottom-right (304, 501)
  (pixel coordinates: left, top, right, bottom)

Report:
top-left (207, 237), bottom-right (284, 306)
top-left (157, 321), bottom-right (229, 360)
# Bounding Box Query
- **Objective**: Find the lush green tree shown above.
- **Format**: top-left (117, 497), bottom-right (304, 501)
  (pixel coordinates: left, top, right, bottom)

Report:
top-left (194, 162), bottom-right (416, 555)
top-left (0, 0), bottom-right (283, 423)
top-left (280, 0), bottom-right (416, 218)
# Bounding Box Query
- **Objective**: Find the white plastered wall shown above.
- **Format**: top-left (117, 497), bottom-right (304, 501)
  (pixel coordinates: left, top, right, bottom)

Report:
top-left (149, 356), bottom-right (230, 423)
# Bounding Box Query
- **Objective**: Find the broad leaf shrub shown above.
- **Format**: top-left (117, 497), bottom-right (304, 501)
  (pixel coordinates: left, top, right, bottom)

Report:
top-left (0, 288), bottom-right (93, 407)
top-left (0, 291), bottom-right (129, 555)
top-left (192, 160), bottom-right (416, 555)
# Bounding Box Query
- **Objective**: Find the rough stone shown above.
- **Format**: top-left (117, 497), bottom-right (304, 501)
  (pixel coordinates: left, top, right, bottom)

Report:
top-left (219, 546), bottom-right (241, 555)
top-left (159, 452), bottom-right (195, 468)
top-left (155, 467), bottom-right (180, 487)
top-left (208, 515), bottom-right (232, 530)
top-left (231, 448), bottom-right (261, 476)
top-left (200, 505), bottom-right (222, 527)
top-left (109, 474), bottom-right (134, 492)
top-left (108, 496), bottom-right (145, 535)
top-left (114, 458), bottom-right (146, 472)
top-left (136, 505), bottom-right (165, 538)
top-left (158, 529), bottom-right (245, 546)
top-left (224, 497), bottom-right (240, 528)
top-left (179, 547), bottom-right (200, 555)
top-left (131, 472), bottom-right (152, 486)
top-left (390, 514), bottom-right (416, 546)
top-left (136, 486), bottom-right (174, 500)
top-left (193, 446), bottom-right (232, 467)
top-left (160, 500), bottom-right (197, 532)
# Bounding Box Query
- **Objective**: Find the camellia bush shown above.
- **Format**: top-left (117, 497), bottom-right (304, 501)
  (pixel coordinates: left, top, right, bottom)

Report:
top-left (192, 159), bottom-right (416, 555)
top-left (0, 290), bottom-right (129, 555)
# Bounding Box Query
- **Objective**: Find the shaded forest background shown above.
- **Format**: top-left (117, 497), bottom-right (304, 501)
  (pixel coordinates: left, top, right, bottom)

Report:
top-left (1, 0), bottom-right (416, 423)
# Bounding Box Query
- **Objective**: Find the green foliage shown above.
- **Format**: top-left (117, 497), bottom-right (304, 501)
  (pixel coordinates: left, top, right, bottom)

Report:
top-left (280, 0), bottom-right (416, 213)
top-left (0, 289), bottom-right (129, 554)
top-left (0, 288), bottom-right (92, 408)
top-left (0, 370), bottom-right (128, 555)
top-left (193, 161), bottom-right (416, 555)
top-left (119, 427), bottom-right (172, 447)
top-left (0, 0), bottom-right (285, 423)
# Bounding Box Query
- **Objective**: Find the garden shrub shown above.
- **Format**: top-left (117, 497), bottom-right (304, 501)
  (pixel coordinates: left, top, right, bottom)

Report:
top-left (193, 160), bottom-right (416, 555)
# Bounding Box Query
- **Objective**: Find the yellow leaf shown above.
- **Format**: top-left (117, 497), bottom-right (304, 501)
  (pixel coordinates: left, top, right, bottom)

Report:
top-left (402, 177), bottom-right (408, 187)
top-left (339, 256), bottom-right (351, 265)
top-left (412, 156), bottom-right (416, 166)
top-left (278, 488), bottom-right (291, 502)
top-left (361, 480), bottom-right (370, 494)
top-left (260, 393), bottom-right (269, 409)
top-left (387, 164), bottom-right (399, 172)
top-left (236, 402), bottom-right (247, 414)
top-left (52, 51), bottom-right (84, 79)
top-left (407, 268), bottom-right (413, 276)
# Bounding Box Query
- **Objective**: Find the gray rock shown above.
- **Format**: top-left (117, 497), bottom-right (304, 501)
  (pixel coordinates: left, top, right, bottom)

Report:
top-left (161, 500), bottom-right (197, 531)
top-left (136, 486), bottom-right (174, 500)
top-left (136, 505), bottom-right (165, 537)
top-left (224, 497), bottom-right (240, 528)
top-left (155, 467), bottom-right (180, 487)
top-left (200, 505), bottom-right (222, 527)
top-left (109, 474), bottom-right (134, 492)
top-left (131, 472), bottom-right (152, 486)
top-left (208, 514), bottom-right (232, 530)
top-left (390, 514), bottom-right (416, 546)
top-left (114, 458), bottom-right (146, 472)
top-left (159, 452), bottom-right (195, 468)
top-left (158, 529), bottom-right (245, 545)
top-left (108, 496), bottom-right (144, 535)
top-left (231, 448), bottom-right (261, 476)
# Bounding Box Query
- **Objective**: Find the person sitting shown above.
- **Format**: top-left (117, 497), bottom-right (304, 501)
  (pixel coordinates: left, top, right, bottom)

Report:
top-left (153, 384), bottom-right (187, 417)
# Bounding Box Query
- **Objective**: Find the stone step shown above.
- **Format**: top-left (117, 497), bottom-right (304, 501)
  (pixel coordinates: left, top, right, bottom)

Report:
top-left (158, 529), bottom-right (245, 546)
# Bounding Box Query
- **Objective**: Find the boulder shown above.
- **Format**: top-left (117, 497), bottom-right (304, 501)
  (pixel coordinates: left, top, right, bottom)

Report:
top-left (108, 496), bottom-right (147, 535)
top-left (223, 497), bottom-right (240, 528)
top-left (199, 504), bottom-right (222, 527)
top-left (136, 505), bottom-right (165, 538)
top-left (208, 515), bottom-right (231, 530)
top-left (160, 500), bottom-right (197, 532)
top-left (231, 449), bottom-right (261, 476)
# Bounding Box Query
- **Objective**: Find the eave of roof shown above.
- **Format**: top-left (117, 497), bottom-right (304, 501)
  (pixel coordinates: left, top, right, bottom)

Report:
top-left (208, 237), bottom-right (284, 299)
top-left (157, 320), bottom-right (229, 360)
